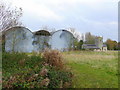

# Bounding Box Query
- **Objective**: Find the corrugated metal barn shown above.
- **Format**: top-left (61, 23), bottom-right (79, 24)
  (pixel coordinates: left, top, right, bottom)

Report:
top-left (4, 26), bottom-right (75, 52)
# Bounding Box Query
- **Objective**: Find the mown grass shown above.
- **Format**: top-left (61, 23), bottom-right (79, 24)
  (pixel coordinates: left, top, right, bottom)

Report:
top-left (62, 51), bottom-right (118, 88)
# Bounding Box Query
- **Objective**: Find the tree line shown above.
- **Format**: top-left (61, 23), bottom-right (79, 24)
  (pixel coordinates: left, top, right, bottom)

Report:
top-left (72, 32), bottom-right (119, 50)
top-left (105, 39), bottom-right (120, 50)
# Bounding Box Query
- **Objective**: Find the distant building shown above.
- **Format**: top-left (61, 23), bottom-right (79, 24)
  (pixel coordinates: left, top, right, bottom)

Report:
top-left (4, 26), bottom-right (74, 52)
top-left (82, 36), bottom-right (107, 51)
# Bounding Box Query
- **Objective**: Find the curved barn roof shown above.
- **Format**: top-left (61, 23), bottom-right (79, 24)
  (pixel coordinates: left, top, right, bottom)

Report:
top-left (51, 29), bottom-right (75, 38)
top-left (4, 27), bottom-right (74, 38)
top-left (34, 30), bottom-right (51, 36)
top-left (4, 26), bottom-right (33, 34)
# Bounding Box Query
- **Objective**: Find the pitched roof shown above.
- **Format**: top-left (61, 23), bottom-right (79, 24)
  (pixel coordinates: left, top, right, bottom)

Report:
top-left (82, 44), bottom-right (100, 49)
top-left (103, 44), bottom-right (107, 47)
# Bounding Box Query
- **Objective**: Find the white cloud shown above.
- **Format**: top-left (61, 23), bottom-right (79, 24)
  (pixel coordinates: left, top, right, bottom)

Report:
top-left (108, 21), bottom-right (118, 25)
top-left (38, 0), bottom-right (119, 6)
top-left (10, 0), bottom-right (64, 21)
top-left (8, 0), bottom-right (118, 22)
top-left (39, 0), bottom-right (118, 4)
top-left (77, 15), bottom-right (117, 25)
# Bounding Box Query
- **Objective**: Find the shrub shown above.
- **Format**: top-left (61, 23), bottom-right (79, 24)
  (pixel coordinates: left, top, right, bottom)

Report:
top-left (2, 52), bottom-right (43, 80)
top-left (47, 67), bottom-right (72, 88)
top-left (2, 52), bottom-right (73, 88)
top-left (42, 50), bottom-right (64, 70)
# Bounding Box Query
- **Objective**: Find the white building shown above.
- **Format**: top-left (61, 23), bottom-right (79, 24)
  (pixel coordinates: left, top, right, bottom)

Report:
top-left (4, 27), bottom-right (75, 52)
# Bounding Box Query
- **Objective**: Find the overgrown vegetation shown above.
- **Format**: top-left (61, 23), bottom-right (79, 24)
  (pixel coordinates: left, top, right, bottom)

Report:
top-left (43, 50), bottom-right (64, 70)
top-left (2, 50), bottom-right (72, 88)
top-left (63, 51), bottom-right (118, 88)
top-left (2, 50), bottom-right (118, 88)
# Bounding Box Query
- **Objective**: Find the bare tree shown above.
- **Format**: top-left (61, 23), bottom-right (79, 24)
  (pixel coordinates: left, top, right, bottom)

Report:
top-left (5, 28), bottom-right (27, 52)
top-left (41, 25), bottom-right (49, 31)
top-left (85, 32), bottom-right (95, 44)
top-left (81, 33), bottom-right (85, 41)
top-left (68, 28), bottom-right (81, 41)
top-left (41, 25), bottom-right (56, 33)
top-left (0, 1), bottom-right (23, 52)
top-left (0, 1), bottom-right (23, 32)
top-left (6, 31), bottom-right (19, 52)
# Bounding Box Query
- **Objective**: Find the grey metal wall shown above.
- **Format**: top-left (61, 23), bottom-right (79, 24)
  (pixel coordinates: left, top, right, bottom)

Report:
top-left (32, 35), bottom-right (50, 52)
top-left (5, 27), bottom-right (33, 52)
top-left (5, 27), bottom-right (74, 52)
top-left (50, 30), bottom-right (74, 51)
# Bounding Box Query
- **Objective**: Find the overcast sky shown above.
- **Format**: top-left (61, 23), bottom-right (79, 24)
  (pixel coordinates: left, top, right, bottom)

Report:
top-left (6, 0), bottom-right (118, 41)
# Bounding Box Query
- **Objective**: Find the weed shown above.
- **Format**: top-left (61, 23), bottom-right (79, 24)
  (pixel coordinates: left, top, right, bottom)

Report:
top-left (43, 49), bottom-right (64, 70)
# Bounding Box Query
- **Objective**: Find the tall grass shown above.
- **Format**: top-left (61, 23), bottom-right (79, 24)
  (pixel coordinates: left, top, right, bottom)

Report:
top-left (62, 51), bottom-right (118, 88)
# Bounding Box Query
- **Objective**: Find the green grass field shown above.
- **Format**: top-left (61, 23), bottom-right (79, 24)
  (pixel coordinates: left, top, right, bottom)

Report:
top-left (62, 51), bottom-right (118, 88)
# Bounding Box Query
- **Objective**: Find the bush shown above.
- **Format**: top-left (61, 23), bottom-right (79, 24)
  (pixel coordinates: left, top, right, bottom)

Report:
top-left (42, 50), bottom-right (64, 70)
top-left (2, 52), bottom-right (44, 88)
top-left (47, 67), bottom-right (72, 88)
top-left (2, 51), bottom-right (72, 88)
top-left (2, 53), bottom-right (43, 77)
